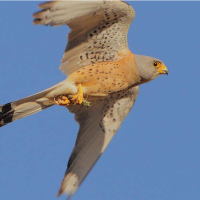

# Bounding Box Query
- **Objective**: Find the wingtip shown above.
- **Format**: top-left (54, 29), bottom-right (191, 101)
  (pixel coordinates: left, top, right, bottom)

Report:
top-left (57, 187), bottom-right (72, 200)
top-left (32, 1), bottom-right (54, 25)
top-left (67, 194), bottom-right (72, 200)
top-left (57, 188), bottom-right (63, 197)
top-left (38, 1), bottom-right (56, 10)
top-left (38, 1), bottom-right (49, 9)
top-left (33, 19), bottom-right (42, 25)
top-left (32, 11), bottom-right (42, 25)
top-left (32, 11), bottom-right (40, 19)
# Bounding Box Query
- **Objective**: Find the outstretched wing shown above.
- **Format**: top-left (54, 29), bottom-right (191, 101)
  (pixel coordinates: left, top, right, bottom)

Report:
top-left (33, 0), bottom-right (135, 75)
top-left (57, 86), bottom-right (139, 198)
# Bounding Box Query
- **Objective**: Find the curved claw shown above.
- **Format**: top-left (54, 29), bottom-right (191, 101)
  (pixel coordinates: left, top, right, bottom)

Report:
top-left (54, 95), bottom-right (70, 106)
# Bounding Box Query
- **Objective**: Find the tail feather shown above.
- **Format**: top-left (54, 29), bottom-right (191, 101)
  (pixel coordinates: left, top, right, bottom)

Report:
top-left (0, 86), bottom-right (58, 127)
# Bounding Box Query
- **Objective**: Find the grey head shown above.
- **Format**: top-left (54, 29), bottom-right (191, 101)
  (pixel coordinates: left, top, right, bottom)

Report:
top-left (134, 54), bottom-right (168, 83)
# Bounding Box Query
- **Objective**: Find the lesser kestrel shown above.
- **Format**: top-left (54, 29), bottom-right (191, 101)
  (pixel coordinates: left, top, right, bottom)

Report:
top-left (0, 1), bottom-right (168, 199)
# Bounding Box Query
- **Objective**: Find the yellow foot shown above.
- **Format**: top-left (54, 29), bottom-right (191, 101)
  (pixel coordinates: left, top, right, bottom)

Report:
top-left (71, 83), bottom-right (83, 105)
top-left (54, 95), bottom-right (70, 106)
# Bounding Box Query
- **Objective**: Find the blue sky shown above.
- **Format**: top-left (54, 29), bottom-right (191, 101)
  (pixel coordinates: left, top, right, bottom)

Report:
top-left (0, 1), bottom-right (200, 200)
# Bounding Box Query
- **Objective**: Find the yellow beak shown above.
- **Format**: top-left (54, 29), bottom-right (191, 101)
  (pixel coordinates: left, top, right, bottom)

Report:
top-left (157, 64), bottom-right (169, 75)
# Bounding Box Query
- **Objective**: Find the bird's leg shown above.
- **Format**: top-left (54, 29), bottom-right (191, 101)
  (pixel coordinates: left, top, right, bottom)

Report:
top-left (71, 83), bottom-right (84, 105)
top-left (54, 95), bottom-right (70, 106)
top-left (54, 84), bottom-right (90, 107)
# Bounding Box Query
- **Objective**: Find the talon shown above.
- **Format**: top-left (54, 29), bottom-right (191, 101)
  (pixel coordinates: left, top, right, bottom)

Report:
top-left (71, 84), bottom-right (83, 105)
top-left (54, 95), bottom-right (70, 106)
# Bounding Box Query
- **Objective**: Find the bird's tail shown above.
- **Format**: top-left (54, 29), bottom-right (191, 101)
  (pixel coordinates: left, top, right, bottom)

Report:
top-left (0, 84), bottom-right (61, 127)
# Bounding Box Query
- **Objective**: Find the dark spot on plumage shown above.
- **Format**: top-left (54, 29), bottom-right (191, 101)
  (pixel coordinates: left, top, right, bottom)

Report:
top-left (0, 103), bottom-right (14, 127)
top-left (3, 115), bottom-right (13, 125)
top-left (86, 53), bottom-right (89, 59)
top-left (1, 103), bottom-right (12, 114)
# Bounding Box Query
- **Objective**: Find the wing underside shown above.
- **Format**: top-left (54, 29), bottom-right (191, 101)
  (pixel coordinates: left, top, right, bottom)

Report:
top-left (33, 0), bottom-right (135, 75)
top-left (57, 87), bottom-right (139, 198)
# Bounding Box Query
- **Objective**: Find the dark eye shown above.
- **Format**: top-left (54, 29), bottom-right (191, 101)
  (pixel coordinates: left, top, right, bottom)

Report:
top-left (153, 62), bottom-right (158, 67)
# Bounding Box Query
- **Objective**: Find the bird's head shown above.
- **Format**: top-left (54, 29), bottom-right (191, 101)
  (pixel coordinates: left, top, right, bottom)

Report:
top-left (134, 54), bottom-right (169, 83)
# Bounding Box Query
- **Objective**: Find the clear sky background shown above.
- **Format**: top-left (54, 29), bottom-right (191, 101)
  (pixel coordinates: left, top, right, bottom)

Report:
top-left (0, 1), bottom-right (200, 200)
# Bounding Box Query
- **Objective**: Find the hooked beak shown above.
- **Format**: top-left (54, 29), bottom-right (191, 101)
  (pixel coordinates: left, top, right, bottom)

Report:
top-left (157, 64), bottom-right (169, 75)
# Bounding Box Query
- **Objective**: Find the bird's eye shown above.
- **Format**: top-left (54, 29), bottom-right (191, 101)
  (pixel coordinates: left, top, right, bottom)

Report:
top-left (152, 61), bottom-right (161, 68)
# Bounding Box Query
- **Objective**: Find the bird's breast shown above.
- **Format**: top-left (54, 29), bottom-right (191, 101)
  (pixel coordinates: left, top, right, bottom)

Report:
top-left (67, 50), bottom-right (141, 96)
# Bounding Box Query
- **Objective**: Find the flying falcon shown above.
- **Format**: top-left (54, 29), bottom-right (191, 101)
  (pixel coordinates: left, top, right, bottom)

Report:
top-left (0, 0), bottom-right (168, 199)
